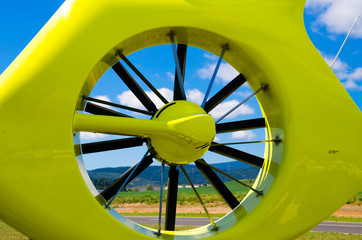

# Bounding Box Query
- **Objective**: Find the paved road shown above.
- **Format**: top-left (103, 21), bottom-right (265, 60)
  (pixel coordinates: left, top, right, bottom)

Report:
top-left (127, 216), bottom-right (362, 234)
top-left (128, 216), bottom-right (215, 226)
top-left (312, 221), bottom-right (362, 234)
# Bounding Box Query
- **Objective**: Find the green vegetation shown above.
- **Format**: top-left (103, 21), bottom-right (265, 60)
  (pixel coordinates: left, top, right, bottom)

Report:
top-left (296, 232), bottom-right (361, 240)
top-left (346, 191), bottom-right (362, 205)
top-left (0, 221), bottom-right (27, 240)
top-left (120, 212), bottom-right (225, 218)
top-left (111, 180), bottom-right (250, 206)
top-left (324, 216), bottom-right (362, 223)
top-left (141, 224), bottom-right (199, 231)
top-left (88, 164), bottom-right (259, 188)
top-left (92, 177), bottom-right (113, 189)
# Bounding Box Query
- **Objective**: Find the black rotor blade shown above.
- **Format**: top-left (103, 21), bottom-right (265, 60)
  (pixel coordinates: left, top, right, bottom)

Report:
top-left (195, 159), bottom-right (239, 209)
top-left (209, 143), bottom-right (264, 168)
top-left (85, 102), bottom-right (131, 118)
top-left (203, 73), bottom-right (247, 113)
top-left (174, 44), bottom-right (187, 101)
top-left (81, 137), bottom-right (146, 154)
top-left (112, 62), bottom-right (158, 113)
top-left (216, 118), bottom-right (265, 133)
top-left (85, 96), bottom-right (152, 115)
top-left (100, 155), bottom-right (153, 201)
top-left (118, 52), bottom-right (169, 104)
top-left (165, 166), bottom-right (179, 231)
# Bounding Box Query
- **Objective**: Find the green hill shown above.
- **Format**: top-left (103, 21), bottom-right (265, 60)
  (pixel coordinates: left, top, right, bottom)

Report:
top-left (88, 162), bottom-right (258, 189)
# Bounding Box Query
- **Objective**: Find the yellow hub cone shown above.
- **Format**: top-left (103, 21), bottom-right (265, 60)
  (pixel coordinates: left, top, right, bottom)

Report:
top-left (151, 101), bottom-right (215, 165)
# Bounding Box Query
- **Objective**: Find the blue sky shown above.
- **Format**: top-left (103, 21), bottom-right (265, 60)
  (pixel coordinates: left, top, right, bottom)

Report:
top-left (1, 1), bottom-right (361, 170)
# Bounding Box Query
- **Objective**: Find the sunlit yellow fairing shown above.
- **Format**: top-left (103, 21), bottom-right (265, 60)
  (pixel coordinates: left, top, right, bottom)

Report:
top-left (74, 101), bottom-right (215, 165)
top-left (0, 0), bottom-right (361, 239)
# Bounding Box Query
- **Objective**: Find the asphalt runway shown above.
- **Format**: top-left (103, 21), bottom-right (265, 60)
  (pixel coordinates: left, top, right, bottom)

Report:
top-left (312, 221), bottom-right (362, 234)
top-left (127, 216), bottom-right (215, 226)
top-left (127, 216), bottom-right (362, 234)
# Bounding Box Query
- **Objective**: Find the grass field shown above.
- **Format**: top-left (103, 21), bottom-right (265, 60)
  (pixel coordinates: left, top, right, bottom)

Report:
top-left (325, 216), bottom-right (362, 223)
top-left (297, 232), bottom-right (361, 240)
top-left (112, 181), bottom-right (361, 206)
top-left (120, 212), bottom-right (225, 218)
top-left (112, 180), bottom-right (250, 206)
top-left (0, 221), bottom-right (27, 240)
top-left (1, 187), bottom-right (360, 239)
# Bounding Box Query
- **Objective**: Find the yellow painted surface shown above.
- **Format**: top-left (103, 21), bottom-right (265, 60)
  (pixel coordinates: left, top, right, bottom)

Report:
top-left (0, 0), bottom-right (361, 239)
top-left (74, 101), bottom-right (215, 165)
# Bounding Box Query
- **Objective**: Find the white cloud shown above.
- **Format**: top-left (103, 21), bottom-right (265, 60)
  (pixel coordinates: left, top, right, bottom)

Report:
top-left (116, 87), bottom-right (205, 110)
top-left (213, 136), bottom-right (221, 142)
top-left (186, 88), bottom-right (204, 105)
top-left (347, 67), bottom-right (362, 80)
top-left (197, 62), bottom-right (239, 84)
top-left (80, 132), bottom-right (110, 141)
top-left (166, 72), bottom-right (174, 81)
top-left (237, 91), bottom-right (253, 98)
top-left (197, 63), bottom-right (214, 79)
top-left (305, 0), bottom-right (362, 38)
top-left (90, 95), bottom-right (114, 110)
top-left (94, 95), bottom-right (111, 102)
top-left (117, 91), bottom-right (144, 110)
top-left (322, 53), bottom-right (349, 73)
top-left (117, 88), bottom-right (173, 110)
top-left (321, 52), bottom-right (362, 90)
top-left (305, 0), bottom-right (334, 9)
top-left (209, 100), bottom-right (254, 119)
top-left (116, 87), bottom-right (256, 117)
top-left (343, 67), bottom-right (362, 90)
top-left (81, 95), bottom-right (115, 140)
top-left (203, 53), bottom-right (218, 61)
top-left (158, 88), bottom-right (174, 103)
top-left (305, 1), bottom-right (362, 90)
top-left (231, 130), bottom-right (257, 140)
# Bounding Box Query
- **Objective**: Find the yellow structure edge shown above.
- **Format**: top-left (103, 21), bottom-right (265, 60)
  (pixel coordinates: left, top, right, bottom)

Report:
top-left (0, 0), bottom-right (361, 239)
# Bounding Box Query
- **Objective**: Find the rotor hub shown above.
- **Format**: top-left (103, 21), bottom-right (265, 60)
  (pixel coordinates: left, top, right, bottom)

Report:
top-left (150, 101), bottom-right (215, 165)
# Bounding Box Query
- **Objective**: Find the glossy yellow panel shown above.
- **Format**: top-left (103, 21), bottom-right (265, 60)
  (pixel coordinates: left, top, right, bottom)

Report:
top-left (0, 0), bottom-right (361, 239)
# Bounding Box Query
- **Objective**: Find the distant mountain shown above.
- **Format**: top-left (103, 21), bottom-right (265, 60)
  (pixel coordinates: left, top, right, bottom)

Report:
top-left (211, 161), bottom-right (250, 170)
top-left (88, 161), bottom-right (259, 188)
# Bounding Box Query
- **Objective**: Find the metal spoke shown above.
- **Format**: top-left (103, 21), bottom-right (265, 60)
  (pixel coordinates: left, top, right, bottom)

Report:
top-left (211, 137), bottom-right (281, 146)
top-left (195, 160), bottom-right (239, 209)
top-left (203, 73), bottom-right (247, 112)
top-left (215, 84), bottom-right (268, 123)
top-left (105, 149), bottom-right (152, 207)
top-left (180, 165), bottom-right (219, 231)
top-left (117, 50), bottom-right (168, 104)
top-left (156, 161), bottom-right (165, 236)
top-left (170, 32), bottom-right (187, 101)
top-left (216, 118), bottom-right (265, 133)
top-left (165, 166), bottom-right (179, 231)
top-left (201, 44), bottom-right (229, 108)
top-left (84, 96), bottom-right (152, 115)
top-left (196, 159), bottom-right (263, 196)
top-left (330, 15), bottom-right (360, 69)
top-left (85, 102), bottom-right (132, 118)
top-left (112, 62), bottom-right (158, 113)
top-left (81, 137), bottom-right (146, 154)
top-left (209, 142), bottom-right (264, 168)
